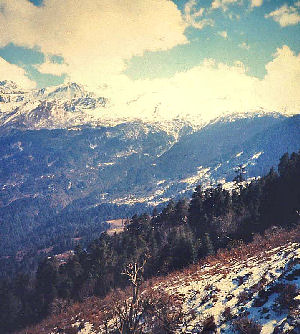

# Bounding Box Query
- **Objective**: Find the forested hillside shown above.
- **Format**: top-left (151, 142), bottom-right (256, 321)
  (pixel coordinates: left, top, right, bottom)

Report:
top-left (1, 151), bottom-right (299, 333)
top-left (1, 0), bottom-right (299, 331)
top-left (17, 228), bottom-right (300, 334)
top-left (1, 114), bottom-right (299, 279)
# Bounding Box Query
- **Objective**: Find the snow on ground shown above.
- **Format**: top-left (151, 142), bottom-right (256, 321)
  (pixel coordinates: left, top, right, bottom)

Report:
top-left (66, 242), bottom-right (299, 334)
top-left (251, 152), bottom-right (263, 160)
top-left (152, 242), bottom-right (300, 333)
top-left (97, 162), bottom-right (115, 167)
top-left (33, 234), bottom-right (299, 334)
top-left (179, 167), bottom-right (211, 185)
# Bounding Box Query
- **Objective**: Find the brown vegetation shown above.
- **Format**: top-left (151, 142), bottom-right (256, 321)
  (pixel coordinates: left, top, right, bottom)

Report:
top-left (106, 218), bottom-right (126, 235)
top-left (276, 283), bottom-right (300, 310)
top-left (234, 317), bottom-right (262, 334)
top-left (17, 226), bottom-right (300, 334)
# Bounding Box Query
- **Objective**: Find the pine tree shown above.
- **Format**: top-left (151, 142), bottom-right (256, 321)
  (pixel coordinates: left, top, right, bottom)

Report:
top-left (278, 152), bottom-right (289, 177)
top-left (203, 232), bottom-right (215, 256)
top-left (188, 185), bottom-right (204, 233)
top-left (233, 164), bottom-right (246, 184)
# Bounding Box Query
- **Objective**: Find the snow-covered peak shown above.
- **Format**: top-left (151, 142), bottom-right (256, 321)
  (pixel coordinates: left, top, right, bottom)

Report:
top-left (48, 82), bottom-right (87, 99)
top-left (0, 80), bottom-right (292, 133)
top-left (208, 109), bottom-right (284, 126)
top-left (0, 80), bottom-right (23, 93)
top-left (0, 80), bottom-right (111, 130)
top-left (34, 82), bottom-right (89, 100)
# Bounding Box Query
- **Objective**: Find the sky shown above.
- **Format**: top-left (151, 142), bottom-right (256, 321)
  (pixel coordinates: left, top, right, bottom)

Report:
top-left (0, 0), bottom-right (299, 120)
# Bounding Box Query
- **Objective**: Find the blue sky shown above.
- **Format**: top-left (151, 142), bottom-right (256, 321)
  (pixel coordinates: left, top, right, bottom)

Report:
top-left (126, 0), bottom-right (300, 80)
top-left (0, 0), bottom-right (298, 86)
top-left (0, 0), bottom-right (299, 119)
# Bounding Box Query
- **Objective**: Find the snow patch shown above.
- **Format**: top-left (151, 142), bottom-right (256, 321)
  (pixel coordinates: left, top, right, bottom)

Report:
top-left (179, 167), bottom-right (211, 185)
top-left (97, 162), bottom-right (115, 167)
top-left (252, 151), bottom-right (263, 160)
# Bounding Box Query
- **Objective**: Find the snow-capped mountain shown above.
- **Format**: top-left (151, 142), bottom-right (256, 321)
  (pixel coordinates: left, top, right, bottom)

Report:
top-left (0, 81), bottom-right (109, 131)
top-left (35, 82), bottom-right (88, 100)
top-left (0, 82), bottom-right (299, 209)
top-left (0, 80), bottom-right (23, 93)
top-left (0, 80), bottom-right (284, 133)
top-left (0, 81), bottom-right (299, 277)
top-left (0, 80), bottom-right (208, 140)
top-left (0, 80), bottom-right (30, 103)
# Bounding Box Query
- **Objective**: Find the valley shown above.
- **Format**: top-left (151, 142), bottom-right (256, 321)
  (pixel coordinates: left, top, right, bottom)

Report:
top-left (0, 81), bottom-right (300, 278)
top-left (1, 1), bottom-right (299, 332)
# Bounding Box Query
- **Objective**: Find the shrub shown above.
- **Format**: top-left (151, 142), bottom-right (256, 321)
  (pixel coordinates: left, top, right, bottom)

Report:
top-left (212, 294), bottom-right (218, 303)
top-left (204, 284), bottom-right (213, 291)
top-left (237, 291), bottom-right (252, 305)
top-left (63, 327), bottom-right (78, 334)
top-left (201, 315), bottom-right (217, 333)
top-left (49, 298), bottom-right (70, 315)
top-left (222, 306), bottom-right (232, 321)
top-left (234, 317), bottom-right (262, 334)
top-left (276, 283), bottom-right (299, 310)
top-left (252, 289), bottom-right (271, 307)
top-left (142, 290), bottom-right (184, 334)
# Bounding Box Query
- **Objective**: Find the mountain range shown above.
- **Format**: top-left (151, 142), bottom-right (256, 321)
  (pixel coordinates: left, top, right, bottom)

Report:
top-left (0, 80), bottom-right (299, 273)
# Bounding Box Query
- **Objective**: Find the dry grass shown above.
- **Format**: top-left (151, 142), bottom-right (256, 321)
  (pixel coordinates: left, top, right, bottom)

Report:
top-left (106, 218), bottom-right (125, 235)
top-left (17, 226), bottom-right (300, 334)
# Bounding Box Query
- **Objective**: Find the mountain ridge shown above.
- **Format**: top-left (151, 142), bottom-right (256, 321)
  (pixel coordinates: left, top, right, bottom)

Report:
top-left (0, 80), bottom-right (292, 133)
top-left (0, 80), bottom-right (299, 283)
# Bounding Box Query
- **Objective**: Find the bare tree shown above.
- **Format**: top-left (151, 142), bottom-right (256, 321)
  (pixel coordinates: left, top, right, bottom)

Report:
top-left (111, 256), bottom-right (183, 334)
top-left (113, 258), bottom-right (147, 334)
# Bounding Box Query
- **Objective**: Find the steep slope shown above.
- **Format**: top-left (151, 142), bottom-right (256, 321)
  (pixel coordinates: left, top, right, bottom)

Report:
top-left (0, 82), bottom-right (108, 132)
top-left (1, 113), bottom-right (299, 268)
top-left (156, 112), bottom-right (284, 178)
top-left (2, 114), bottom-right (298, 214)
top-left (0, 123), bottom-right (177, 209)
top-left (239, 114), bottom-right (300, 176)
top-left (153, 113), bottom-right (300, 196)
top-left (166, 241), bottom-right (300, 333)
top-left (17, 229), bottom-right (300, 334)
top-left (0, 122), bottom-right (176, 275)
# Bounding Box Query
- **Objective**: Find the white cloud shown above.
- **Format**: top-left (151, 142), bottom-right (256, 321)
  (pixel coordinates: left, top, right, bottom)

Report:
top-left (100, 59), bottom-right (257, 121)
top-left (35, 58), bottom-right (69, 77)
top-left (250, 0), bottom-right (263, 8)
top-left (239, 42), bottom-right (250, 50)
top-left (211, 0), bottom-right (262, 12)
top-left (100, 46), bottom-right (300, 122)
top-left (259, 46), bottom-right (300, 113)
top-left (184, 0), bottom-right (214, 29)
top-left (0, 0), bottom-right (187, 88)
top-left (0, 57), bottom-right (36, 89)
top-left (211, 0), bottom-right (240, 11)
top-left (0, 1), bottom-right (298, 122)
top-left (265, 3), bottom-right (300, 27)
top-left (218, 31), bottom-right (228, 39)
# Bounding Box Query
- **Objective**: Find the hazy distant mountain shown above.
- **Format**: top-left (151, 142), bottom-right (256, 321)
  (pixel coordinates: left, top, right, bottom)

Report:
top-left (1, 81), bottom-right (299, 210)
top-left (0, 81), bottom-right (299, 272)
